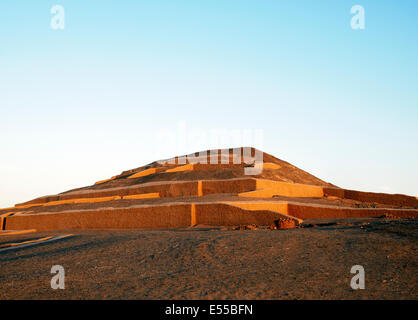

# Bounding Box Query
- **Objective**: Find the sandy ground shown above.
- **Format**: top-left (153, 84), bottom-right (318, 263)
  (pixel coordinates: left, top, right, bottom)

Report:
top-left (0, 218), bottom-right (416, 300)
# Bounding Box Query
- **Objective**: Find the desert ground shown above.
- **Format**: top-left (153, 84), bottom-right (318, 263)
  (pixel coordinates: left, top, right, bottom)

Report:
top-left (1, 217), bottom-right (416, 300)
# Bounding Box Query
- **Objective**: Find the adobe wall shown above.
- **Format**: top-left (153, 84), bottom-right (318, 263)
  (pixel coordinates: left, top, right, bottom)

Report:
top-left (322, 187), bottom-right (345, 198)
top-left (5, 204), bottom-right (191, 231)
top-left (166, 164), bottom-right (195, 173)
top-left (123, 193), bottom-right (160, 200)
top-left (224, 201), bottom-right (302, 223)
top-left (287, 203), bottom-right (418, 219)
top-left (323, 187), bottom-right (418, 207)
top-left (16, 181), bottom-right (200, 207)
top-left (256, 179), bottom-right (325, 197)
top-left (127, 168), bottom-right (159, 179)
top-left (238, 189), bottom-right (274, 198)
top-left (6, 202), bottom-right (292, 231)
top-left (343, 190), bottom-right (418, 207)
top-left (15, 178), bottom-right (257, 208)
top-left (201, 179), bottom-right (256, 195)
top-left (224, 201), bottom-right (289, 214)
top-left (4, 200), bottom-right (418, 231)
top-left (194, 203), bottom-right (286, 226)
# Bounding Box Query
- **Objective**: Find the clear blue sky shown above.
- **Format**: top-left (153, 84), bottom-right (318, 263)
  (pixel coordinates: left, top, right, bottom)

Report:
top-left (0, 0), bottom-right (417, 207)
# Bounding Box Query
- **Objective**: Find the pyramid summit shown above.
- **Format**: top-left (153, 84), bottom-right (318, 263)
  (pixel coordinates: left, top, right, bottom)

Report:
top-left (1, 147), bottom-right (417, 231)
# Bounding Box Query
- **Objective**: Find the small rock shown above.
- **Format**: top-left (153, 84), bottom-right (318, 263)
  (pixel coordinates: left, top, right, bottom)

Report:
top-left (276, 219), bottom-right (296, 229)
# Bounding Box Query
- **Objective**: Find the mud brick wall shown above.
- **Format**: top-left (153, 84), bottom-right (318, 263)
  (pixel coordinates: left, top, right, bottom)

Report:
top-left (287, 203), bottom-right (418, 219)
top-left (195, 203), bottom-right (284, 226)
top-left (5, 204), bottom-right (191, 231)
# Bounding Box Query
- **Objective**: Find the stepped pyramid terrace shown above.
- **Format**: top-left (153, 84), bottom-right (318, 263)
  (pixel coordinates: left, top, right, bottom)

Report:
top-left (1, 147), bottom-right (417, 232)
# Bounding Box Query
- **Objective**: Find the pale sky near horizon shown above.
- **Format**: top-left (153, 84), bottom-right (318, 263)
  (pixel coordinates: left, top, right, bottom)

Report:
top-left (0, 0), bottom-right (417, 208)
